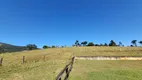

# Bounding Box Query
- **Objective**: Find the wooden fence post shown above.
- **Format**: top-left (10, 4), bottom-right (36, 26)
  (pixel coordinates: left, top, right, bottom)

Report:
top-left (66, 68), bottom-right (69, 78)
top-left (0, 57), bottom-right (3, 66)
top-left (56, 57), bottom-right (75, 80)
top-left (43, 55), bottom-right (45, 61)
top-left (22, 56), bottom-right (25, 64)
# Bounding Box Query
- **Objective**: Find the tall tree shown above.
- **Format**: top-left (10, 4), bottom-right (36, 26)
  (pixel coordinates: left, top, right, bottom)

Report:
top-left (104, 43), bottom-right (108, 46)
top-left (84, 41), bottom-right (88, 46)
top-left (119, 42), bottom-right (123, 46)
top-left (139, 41), bottom-right (142, 46)
top-left (75, 40), bottom-right (79, 47)
top-left (81, 41), bottom-right (88, 46)
top-left (109, 40), bottom-right (117, 46)
top-left (131, 40), bottom-right (137, 47)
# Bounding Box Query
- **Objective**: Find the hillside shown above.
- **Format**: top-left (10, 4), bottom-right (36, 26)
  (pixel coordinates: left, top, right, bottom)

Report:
top-left (1, 47), bottom-right (142, 80)
top-left (0, 42), bottom-right (27, 53)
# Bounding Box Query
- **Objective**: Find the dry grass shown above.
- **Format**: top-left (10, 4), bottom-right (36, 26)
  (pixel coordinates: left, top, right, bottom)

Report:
top-left (72, 47), bottom-right (142, 56)
top-left (0, 48), bottom-right (73, 80)
top-left (0, 47), bottom-right (142, 80)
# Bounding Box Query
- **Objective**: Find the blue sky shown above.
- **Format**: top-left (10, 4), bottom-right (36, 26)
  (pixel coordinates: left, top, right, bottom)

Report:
top-left (0, 0), bottom-right (142, 47)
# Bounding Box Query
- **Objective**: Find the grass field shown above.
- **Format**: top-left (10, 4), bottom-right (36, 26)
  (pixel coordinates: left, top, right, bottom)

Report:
top-left (0, 47), bottom-right (142, 80)
top-left (0, 48), bottom-right (72, 80)
top-left (72, 47), bottom-right (142, 56)
top-left (69, 60), bottom-right (142, 80)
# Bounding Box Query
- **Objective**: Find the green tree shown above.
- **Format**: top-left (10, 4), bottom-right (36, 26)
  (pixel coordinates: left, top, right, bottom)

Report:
top-left (81, 41), bottom-right (88, 46)
top-left (84, 41), bottom-right (87, 46)
top-left (100, 44), bottom-right (103, 46)
top-left (52, 45), bottom-right (56, 48)
top-left (87, 42), bottom-right (95, 46)
top-left (26, 44), bottom-right (38, 50)
top-left (43, 45), bottom-right (50, 49)
top-left (109, 40), bottom-right (117, 46)
top-left (119, 42), bottom-right (123, 46)
top-left (95, 44), bottom-right (99, 46)
top-left (104, 43), bottom-right (108, 46)
top-left (139, 41), bottom-right (142, 46)
top-left (131, 40), bottom-right (137, 47)
top-left (75, 40), bottom-right (79, 47)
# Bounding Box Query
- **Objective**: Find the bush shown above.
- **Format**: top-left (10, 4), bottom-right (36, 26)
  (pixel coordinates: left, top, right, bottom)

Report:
top-left (87, 42), bottom-right (95, 46)
top-left (26, 44), bottom-right (38, 50)
top-left (52, 45), bottom-right (56, 48)
top-left (43, 45), bottom-right (50, 49)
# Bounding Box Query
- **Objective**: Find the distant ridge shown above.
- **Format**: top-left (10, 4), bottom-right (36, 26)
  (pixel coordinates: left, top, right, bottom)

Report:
top-left (0, 42), bottom-right (27, 53)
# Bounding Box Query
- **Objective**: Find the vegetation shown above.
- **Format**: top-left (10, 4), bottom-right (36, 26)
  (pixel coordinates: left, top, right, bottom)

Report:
top-left (0, 46), bottom-right (4, 53)
top-left (104, 43), bottom-right (108, 46)
top-left (131, 40), bottom-right (137, 47)
top-left (1, 39), bottom-right (142, 53)
top-left (0, 47), bottom-right (142, 80)
top-left (73, 40), bottom-right (142, 47)
top-left (52, 45), bottom-right (56, 48)
top-left (87, 42), bottom-right (95, 46)
top-left (118, 42), bottom-right (123, 46)
top-left (109, 40), bottom-right (117, 46)
top-left (42, 45), bottom-right (50, 49)
top-left (0, 48), bottom-right (72, 80)
top-left (0, 42), bottom-right (27, 53)
top-left (139, 41), bottom-right (142, 46)
top-left (70, 60), bottom-right (142, 80)
top-left (81, 41), bottom-right (88, 46)
top-left (72, 47), bottom-right (142, 56)
top-left (26, 44), bottom-right (38, 50)
top-left (75, 40), bottom-right (80, 46)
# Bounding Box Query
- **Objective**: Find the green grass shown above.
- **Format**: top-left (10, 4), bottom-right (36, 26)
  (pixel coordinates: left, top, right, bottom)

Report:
top-left (69, 60), bottom-right (142, 80)
top-left (0, 47), bottom-right (142, 80)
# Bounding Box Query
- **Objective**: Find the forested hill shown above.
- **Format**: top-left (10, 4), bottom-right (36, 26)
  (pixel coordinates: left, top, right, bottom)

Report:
top-left (0, 42), bottom-right (27, 53)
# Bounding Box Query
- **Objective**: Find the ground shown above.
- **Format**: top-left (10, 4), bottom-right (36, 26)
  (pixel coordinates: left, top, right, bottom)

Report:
top-left (69, 60), bottom-right (142, 80)
top-left (0, 47), bottom-right (142, 80)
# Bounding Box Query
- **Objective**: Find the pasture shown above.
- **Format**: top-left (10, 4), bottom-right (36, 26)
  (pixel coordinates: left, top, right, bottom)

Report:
top-left (0, 47), bottom-right (142, 80)
top-left (69, 60), bottom-right (142, 80)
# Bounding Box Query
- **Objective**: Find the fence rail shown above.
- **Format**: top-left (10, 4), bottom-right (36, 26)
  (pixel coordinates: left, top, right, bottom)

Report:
top-left (56, 57), bottom-right (75, 80)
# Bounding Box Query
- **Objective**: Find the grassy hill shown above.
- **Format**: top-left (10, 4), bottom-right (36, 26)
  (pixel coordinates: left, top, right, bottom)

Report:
top-left (0, 42), bottom-right (27, 53)
top-left (0, 47), bottom-right (142, 80)
top-left (72, 47), bottom-right (142, 56)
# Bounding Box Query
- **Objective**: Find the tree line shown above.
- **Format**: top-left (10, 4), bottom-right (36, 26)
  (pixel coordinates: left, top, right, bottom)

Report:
top-left (73, 40), bottom-right (142, 47)
top-left (1, 40), bottom-right (142, 53)
top-left (42, 40), bottom-right (142, 49)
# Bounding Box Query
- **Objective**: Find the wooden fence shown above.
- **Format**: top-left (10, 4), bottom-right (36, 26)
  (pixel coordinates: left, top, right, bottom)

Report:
top-left (0, 55), bottom-right (47, 66)
top-left (0, 57), bottom-right (3, 66)
top-left (56, 57), bottom-right (75, 80)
